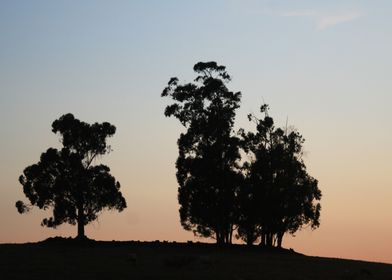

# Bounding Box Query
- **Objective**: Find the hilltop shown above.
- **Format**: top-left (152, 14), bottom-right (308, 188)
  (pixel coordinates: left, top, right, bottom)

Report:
top-left (0, 238), bottom-right (391, 280)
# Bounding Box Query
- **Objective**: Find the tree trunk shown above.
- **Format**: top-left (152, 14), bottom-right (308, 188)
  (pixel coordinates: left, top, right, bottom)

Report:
top-left (216, 227), bottom-right (226, 245)
top-left (216, 230), bottom-right (221, 244)
top-left (266, 232), bottom-right (273, 247)
top-left (277, 232), bottom-right (284, 248)
top-left (260, 231), bottom-right (265, 246)
top-left (246, 232), bottom-right (253, 246)
top-left (246, 226), bottom-right (254, 246)
top-left (228, 225), bottom-right (233, 244)
top-left (77, 202), bottom-right (85, 239)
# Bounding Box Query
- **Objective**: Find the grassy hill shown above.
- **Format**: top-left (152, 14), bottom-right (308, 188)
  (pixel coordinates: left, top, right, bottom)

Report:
top-left (1, 238), bottom-right (391, 280)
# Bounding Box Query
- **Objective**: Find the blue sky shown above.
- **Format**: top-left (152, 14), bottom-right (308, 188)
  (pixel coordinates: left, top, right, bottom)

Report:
top-left (0, 0), bottom-right (391, 263)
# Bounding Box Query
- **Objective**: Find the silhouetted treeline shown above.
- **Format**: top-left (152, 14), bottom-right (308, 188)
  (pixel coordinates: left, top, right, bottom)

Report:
top-left (15, 61), bottom-right (320, 246)
top-left (162, 62), bottom-right (322, 247)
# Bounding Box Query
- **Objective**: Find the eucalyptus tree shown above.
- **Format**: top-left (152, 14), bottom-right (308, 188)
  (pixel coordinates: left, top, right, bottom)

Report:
top-left (238, 105), bottom-right (321, 247)
top-left (162, 62), bottom-right (242, 244)
top-left (16, 113), bottom-right (126, 239)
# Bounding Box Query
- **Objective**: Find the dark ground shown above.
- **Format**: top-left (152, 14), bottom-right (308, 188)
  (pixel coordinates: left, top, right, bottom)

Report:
top-left (1, 238), bottom-right (391, 280)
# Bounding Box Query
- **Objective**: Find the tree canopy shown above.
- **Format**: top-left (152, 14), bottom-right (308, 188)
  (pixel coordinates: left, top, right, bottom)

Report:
top-left (162, 61), bottom-right (242, 244)
top-left (16, 114), bottom-right (126, 239)
top-left (238, 105), bottom-right (321, 247)
top-left (162, 62), bottom-right (322, 247)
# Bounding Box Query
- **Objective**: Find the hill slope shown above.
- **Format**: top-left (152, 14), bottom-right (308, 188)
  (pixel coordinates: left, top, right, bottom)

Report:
top-left (1, 239), bottom-right (391, 280)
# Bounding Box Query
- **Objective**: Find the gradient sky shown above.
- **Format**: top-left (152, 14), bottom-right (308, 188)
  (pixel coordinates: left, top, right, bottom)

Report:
top-left (1, 0), bottom-right (391, 264)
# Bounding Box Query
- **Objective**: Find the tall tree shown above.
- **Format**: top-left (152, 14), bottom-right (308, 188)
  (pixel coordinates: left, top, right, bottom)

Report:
top-left (162, 62), bottom-right (242, 244)
top-left (16, 114), bottom-right (127, 239)
top-left (238, 105), bottom-right (321, 247)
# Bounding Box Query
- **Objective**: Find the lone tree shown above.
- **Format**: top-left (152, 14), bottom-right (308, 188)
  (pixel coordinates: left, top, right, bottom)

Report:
top-left (162, 62), bottom-right (242, 244)
top-left (16, 114), bottom-right (127, 239)
top-left (238, 105), bottom-right (321, 247)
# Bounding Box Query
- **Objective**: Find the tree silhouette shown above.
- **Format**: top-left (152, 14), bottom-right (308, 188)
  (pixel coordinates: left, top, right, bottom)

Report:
top-left (16, 114), bottom-right (126, 239)
top-left (162, 62), bottom-right (242, 244)
top-left (238, 105), bottom-right (321, 247)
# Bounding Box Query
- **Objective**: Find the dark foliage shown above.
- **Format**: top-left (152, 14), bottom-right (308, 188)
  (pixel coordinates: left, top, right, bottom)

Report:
top-left (237, 105), bottom-right (321, 247)
top-left (163, 62), bottom-right (321, 247)
top-left (16, 114), bottom-right (126, 238)
top-left (162, 62), bottom-right (242, 244)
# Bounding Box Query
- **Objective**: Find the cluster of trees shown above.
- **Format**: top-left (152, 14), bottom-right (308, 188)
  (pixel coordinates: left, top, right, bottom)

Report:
top-left (162, 62), bottom-right (321, 247)
top-left (16, 61), bottom-right (321, 246)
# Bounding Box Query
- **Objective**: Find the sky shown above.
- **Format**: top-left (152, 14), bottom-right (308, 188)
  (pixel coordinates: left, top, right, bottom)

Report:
top-left (0, 0), bottom-right (391, 264)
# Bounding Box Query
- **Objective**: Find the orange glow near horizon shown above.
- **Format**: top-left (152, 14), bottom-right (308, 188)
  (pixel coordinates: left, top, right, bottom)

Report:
top-left (1, 0), bottom-right (391, 266)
